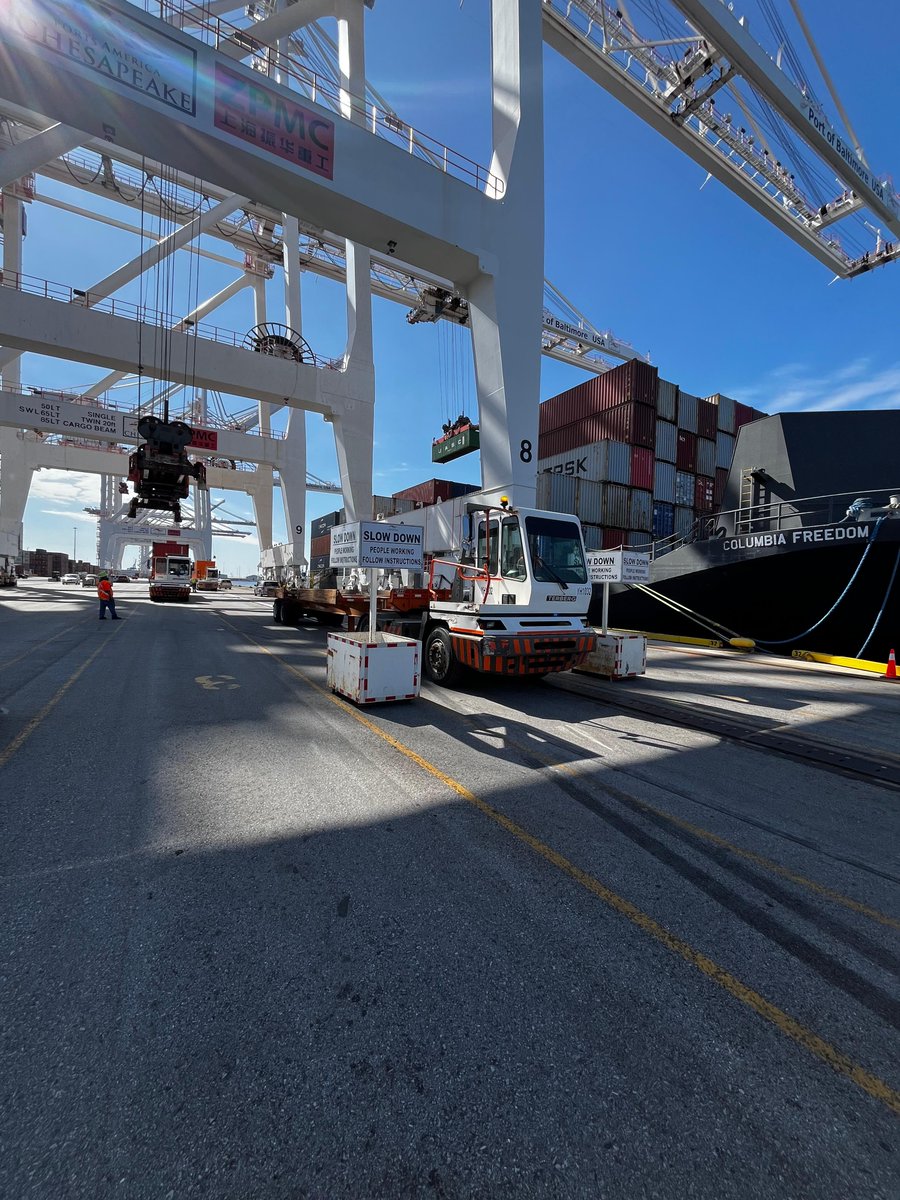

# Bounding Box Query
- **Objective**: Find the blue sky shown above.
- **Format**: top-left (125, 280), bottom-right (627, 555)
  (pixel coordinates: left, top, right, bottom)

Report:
top-left (16, 0), bottom-right (900, 575)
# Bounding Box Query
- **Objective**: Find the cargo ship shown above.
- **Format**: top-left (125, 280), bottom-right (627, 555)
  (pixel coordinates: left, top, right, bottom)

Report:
top-left (535, 362), bottom-right (900, 660)
top-left (599, 411), bottom-right (900, 661)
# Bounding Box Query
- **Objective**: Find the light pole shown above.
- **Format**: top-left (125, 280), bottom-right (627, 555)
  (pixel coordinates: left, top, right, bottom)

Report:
top-left (73, 526), bottom-right (77, 569)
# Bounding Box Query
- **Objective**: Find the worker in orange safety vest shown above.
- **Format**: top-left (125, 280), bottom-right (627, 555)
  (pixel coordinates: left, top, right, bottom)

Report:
top-left (97, 572), bottom-right (120, 621)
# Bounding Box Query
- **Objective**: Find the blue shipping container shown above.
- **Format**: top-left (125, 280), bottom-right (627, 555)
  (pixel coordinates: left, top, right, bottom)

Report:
top-left (652, 502), bottom-right (675, 539)
top-left (653, 461), bottom-right (676, 503)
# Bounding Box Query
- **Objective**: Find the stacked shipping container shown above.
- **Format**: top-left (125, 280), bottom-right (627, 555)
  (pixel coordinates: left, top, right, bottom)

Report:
top-left (307, 482), bottom-right (476, 574)
top-left (538, 361), bottom-right (765, 549)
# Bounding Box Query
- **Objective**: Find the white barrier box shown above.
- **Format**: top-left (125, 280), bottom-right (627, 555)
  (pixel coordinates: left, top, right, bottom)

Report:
top-left (580, 632), bottom-right (647, 680)
top-left (326, 631), bottom-right (420, 704)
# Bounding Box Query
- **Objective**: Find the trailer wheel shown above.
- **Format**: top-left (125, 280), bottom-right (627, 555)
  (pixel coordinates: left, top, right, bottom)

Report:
top-left (282, 601), bottom-right (303, 625)
top-left (272, 599), bottom-right (283, 624)
top-left (424, 627), bottom-right (461, 686)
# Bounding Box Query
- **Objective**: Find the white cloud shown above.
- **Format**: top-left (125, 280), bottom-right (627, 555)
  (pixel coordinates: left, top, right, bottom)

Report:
top-left (41, 509), bottom-right (98, 523)
top-left (733, 359), bottom-right (900, 414)
top-left (30, 469), bottom-right (99, 508)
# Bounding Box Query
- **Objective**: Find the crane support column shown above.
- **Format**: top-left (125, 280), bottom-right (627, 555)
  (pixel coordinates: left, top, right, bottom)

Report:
top-left (250, 471), bottom-right (275, 561)
top-left (468, 0), bottom-right (544, 509)
top-left (330, 0), bottom-right (375, 524)
top-left (0, 192), bottom-right (30, 561)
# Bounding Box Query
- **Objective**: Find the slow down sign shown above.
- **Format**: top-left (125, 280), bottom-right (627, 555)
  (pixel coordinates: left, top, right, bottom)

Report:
top-left (329, 521), bottom-right (424, 570)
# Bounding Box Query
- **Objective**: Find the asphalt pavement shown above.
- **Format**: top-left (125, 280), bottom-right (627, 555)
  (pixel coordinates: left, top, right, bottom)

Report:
top-left (1, 581), bottom-right (898, 1198)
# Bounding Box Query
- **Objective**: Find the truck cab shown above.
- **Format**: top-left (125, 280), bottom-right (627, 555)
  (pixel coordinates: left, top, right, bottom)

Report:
top-left (422, 503), bottom-right (595, 684)
top-left (149, 549), bottom-right (193, 602)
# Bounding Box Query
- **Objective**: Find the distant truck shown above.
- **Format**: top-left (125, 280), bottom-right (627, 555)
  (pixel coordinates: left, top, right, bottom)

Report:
top-left (149, 541), bottom-right (192, 602)
top-left (0, 554), bottom-right (17, 587)
top-left (193, 560), bottom-right (221, 592)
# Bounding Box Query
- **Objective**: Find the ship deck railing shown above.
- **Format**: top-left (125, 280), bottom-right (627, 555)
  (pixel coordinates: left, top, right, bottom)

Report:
top-left (632, 487), bottom-right (900, 562)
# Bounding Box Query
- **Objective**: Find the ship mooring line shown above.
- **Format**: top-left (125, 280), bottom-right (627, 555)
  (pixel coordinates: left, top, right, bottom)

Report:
top-left (217, 612), bottom-right (900, 1119)
top-left (0, 621), bottom-right (126, 770)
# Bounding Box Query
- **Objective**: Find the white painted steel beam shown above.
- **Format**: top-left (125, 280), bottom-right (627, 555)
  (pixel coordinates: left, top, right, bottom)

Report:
top-left (0, 286), bottom-right (354, 415)
top-left (20, 439), bottom-right (253, 494)
top-left (467, 0), bottom-right (544, 507)
top-left (670, 0), bottom-right (900, 237)
top-left (218, 2), bottom-right (333, 60)
top-left (0, 122), bottom-right (84, 189)
top-left (0, 0), bottom-right (486, 283)
top-left (85, 192), bottom-right (248, 305)
top-left (541, 6), bottom-right (848, 274)
top-left (0, 387), bottom-right (287, 467)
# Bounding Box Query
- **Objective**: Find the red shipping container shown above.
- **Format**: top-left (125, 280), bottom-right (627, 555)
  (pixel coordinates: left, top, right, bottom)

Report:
top-left (393, 479), bottom-right (454, 505)
top-left (630, 445), bottom-right (655, 491)
top-left (675, 429), bottom-right (697, 472)
top-left (539, 401), bottom-right (656, 458)
top-left (734, 402), bottom-right (755, 430)
top-left (310, 534), bottom-right (331, 557)
top-left (539, 359), bottom-right (658, 434)
top-left (152, 542), bottom-right (188, 557)
top-left (694, 476), bottom-right (715, 513)
top-left (603, 528), bottom-right (626, 549)
top-left (697, 399), bottom-right (717, 440)
top-left (714, 467), bottom-right (729, 506)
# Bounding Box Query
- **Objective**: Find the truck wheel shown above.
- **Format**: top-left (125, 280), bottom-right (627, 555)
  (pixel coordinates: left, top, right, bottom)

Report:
top-left (272, 599), bottom-right (283, 624)
top-left (424, 627), bottom-right (462, 686)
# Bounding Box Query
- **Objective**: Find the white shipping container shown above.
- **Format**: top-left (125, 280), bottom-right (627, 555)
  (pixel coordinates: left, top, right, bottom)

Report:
top-left (653, 461), bottom-right (676, 504)
top-left (581, 522), bottom-right (604, 551)
top-left (655, 419), bottom-right (677, 463)
top-left (536, 471), bottom-right (550, 508)
top-left (575, 478), bottom-right (604, 525)
top-left (696, 437), bottom-right (716, 478)
top-left (537, 439), bottom-right (631, 485)
top-left (675, 470), bottom-right (695, 506)
top-left (600, 483), bottom-right (630, 527)
top-left (547, 473), bottom-right (577, 513)
top-left (675, 505), bottom-right (695, 537)
top-left (628, 488), bottom-right (653, 531)
top-left (657, 379), bottom-right (678, 422)
top-left (716, 430), bottom-right (736, 470)
top-left (677, 391), bottom-right (699, 433)
top-left (709, 393), bottom-right (736, 433)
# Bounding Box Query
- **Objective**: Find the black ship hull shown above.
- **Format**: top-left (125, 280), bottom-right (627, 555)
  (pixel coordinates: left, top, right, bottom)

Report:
top-left (594, 519), bottom-right (900, 661)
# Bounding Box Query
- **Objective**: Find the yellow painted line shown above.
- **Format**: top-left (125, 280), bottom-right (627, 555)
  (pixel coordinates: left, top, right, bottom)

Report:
top-left (793, 649), bottom-right (888, 675)
top-left (555, 757), bottom-right (898, 930)
top-left (0, 622), bottom-right (125, 770)
top-left (613, 628), bottom-right (724, 648)
top-left (219, 613), bottom-right (900, 1118)
top-left (0, 617), bottom-right (92, 671)
top-left (450, 714), bottom-right (900, 933)
top-left (630, 798), bottom-right (900, 930)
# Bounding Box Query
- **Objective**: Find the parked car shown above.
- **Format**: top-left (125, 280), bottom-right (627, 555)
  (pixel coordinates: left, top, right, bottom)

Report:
top-left (218, 578), bottom-right (233, 590)
top-left (114, 575), bottom-right (130, 583)
top-left (254, 580), bottom-right (279, 597)
top-left (60, 573), bottom-right (79, 585)
top-left (49, 572), bottom-right (60, 581)
top-left (81, 574), bottom-right (98, 588)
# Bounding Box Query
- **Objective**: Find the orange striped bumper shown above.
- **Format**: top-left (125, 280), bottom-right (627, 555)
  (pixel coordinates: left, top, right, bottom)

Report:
top-left (451, 630), bottom-right (596, 676)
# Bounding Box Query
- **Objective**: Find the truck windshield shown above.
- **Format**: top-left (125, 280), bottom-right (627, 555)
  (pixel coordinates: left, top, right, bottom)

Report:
top-left (525, 517), bottom-right (588, 584)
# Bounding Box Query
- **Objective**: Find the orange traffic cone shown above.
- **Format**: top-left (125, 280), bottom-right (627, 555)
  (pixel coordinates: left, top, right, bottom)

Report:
top-left (885, 649), bottom-right (897, 680)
